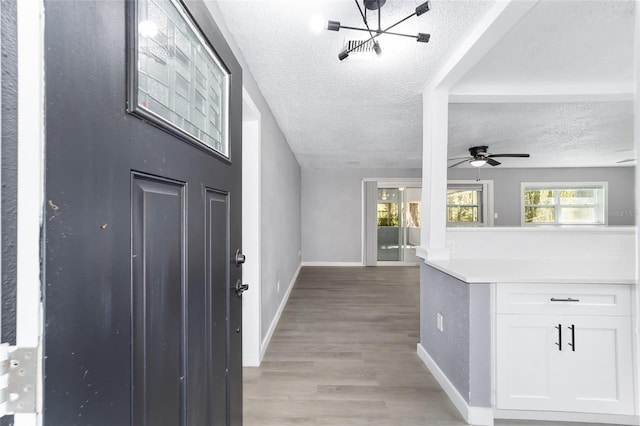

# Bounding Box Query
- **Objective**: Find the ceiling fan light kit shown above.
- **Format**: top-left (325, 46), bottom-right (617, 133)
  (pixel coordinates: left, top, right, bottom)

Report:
top-left (321, 0), bottom-right (432, 61)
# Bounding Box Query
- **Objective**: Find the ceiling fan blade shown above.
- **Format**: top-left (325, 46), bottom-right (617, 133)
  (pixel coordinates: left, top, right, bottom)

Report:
top-left (486, 158), bottom-right (501, 166)
top-left (448, 159), bottom-right (470, 168)
top-left (448, 156), bottom-right (471, 161)
top-left (616, 158), bottom-right (636, 164)
top-left (487, 153), bottom-right (530, 158)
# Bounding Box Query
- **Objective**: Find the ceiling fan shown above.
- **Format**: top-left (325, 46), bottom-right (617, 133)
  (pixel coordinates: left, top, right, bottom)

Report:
top-left (448, 146), bottom-right (530, 168)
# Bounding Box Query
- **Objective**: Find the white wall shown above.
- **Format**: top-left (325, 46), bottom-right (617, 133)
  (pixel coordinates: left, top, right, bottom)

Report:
top-left (448, 167), bottom-right (635, 226)
top-left (633, 2), bottom-right (639, 413)
top-left (13, 1), bottom-right (45, 424)
top-left (302, 168), bottom-right (421, 263)
top-left (205, 3), bottom-right (302, 352)
top-left (446, 226), bottom-right (635, 262)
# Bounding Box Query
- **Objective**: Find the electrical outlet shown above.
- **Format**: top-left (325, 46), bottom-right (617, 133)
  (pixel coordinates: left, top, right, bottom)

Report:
top-left (610, 240), bottom-right (624, 256)
top-left (436, 313), bottom-right (444, 332)
top-left (276, 280), bottom-right (281, 293)
top-left (447, 240), bottom-right (455, 254)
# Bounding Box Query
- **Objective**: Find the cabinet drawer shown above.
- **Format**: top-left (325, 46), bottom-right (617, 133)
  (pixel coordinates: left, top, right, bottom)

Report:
top-left (496, 283), bottom-right (631, 316)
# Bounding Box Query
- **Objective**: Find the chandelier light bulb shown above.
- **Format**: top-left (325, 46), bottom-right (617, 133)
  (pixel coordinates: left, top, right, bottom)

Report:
top-left (309, 15), bottom-right (326, 34)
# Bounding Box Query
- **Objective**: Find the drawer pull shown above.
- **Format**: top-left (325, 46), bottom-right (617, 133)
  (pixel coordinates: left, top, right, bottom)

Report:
top-left (555, 324), bottom-right (562, 351)
top-left (550, 297), bottom-right (580, 302)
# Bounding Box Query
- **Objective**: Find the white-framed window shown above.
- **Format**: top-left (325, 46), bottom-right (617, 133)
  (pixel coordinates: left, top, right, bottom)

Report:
top-left (521, 182), bottom-right (608, 226)
top-left (447, 180), bottom-right (494, 226)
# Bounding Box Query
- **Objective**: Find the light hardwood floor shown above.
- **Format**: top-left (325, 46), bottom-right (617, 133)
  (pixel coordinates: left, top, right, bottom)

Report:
top-left (243, 266), bottom-right (619, 426)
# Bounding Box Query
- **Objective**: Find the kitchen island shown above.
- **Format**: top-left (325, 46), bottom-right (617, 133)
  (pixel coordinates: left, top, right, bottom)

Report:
top-left (416, 227), bottom-right (638, 426)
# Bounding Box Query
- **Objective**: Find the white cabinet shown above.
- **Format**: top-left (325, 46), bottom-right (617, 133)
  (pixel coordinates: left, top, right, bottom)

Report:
top-left (496, 284), bottom-right (634, 416)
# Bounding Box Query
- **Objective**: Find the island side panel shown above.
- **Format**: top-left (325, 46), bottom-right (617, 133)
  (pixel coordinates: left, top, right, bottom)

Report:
top-left (420, 264), bottom-right (471, 400)
top-left (469, 283), bottom-right (492, 407)
top-left (420, 263), bottom-right (492, 407)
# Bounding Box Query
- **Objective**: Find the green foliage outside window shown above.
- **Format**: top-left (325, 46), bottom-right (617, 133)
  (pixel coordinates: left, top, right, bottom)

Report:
top-left (524, 188), bottom-right (600, 224)
top-left (447, 189), bottom-right (481, 223)
top-left (377, 203), bottom-right (398, 226)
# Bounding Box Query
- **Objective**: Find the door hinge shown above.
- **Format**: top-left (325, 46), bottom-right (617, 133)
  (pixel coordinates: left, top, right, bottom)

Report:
top-left (0, 344), bottom-right (38, 416)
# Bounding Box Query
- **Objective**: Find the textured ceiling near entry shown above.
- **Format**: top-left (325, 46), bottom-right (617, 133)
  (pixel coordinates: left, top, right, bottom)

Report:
top-left (448, 102), bottom-right (635, 168)
top-left (454, 1), bottom-right (636, 90)
top-left (215, 0), bottom-right (494, 168)
top-left (214, 0), bottom-right (636, 169)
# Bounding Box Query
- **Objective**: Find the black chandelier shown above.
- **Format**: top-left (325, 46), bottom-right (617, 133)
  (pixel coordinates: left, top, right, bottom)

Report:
top-left (322, 0), bottom-right (431, 61)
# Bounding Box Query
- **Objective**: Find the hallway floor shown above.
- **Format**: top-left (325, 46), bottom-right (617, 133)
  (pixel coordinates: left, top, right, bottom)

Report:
top-left (243, 266), bottom-right (619, 426)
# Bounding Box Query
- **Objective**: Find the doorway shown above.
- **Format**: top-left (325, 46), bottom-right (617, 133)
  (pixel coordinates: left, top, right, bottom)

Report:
top-left (377, 186), bottom-right (421, 264)
top-left (363, 179), bottom-right (421, 266)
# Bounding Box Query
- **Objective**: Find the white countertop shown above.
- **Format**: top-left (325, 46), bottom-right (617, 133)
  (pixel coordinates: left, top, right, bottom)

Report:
top-left (425, 258), bottom-right (636, 284)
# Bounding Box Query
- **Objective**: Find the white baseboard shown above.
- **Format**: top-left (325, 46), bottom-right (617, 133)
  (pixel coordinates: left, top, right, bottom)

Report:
top-left (259, 263), bottom-right (302, 361)
top-left (243, 350), bottom-right (260, 367)
top-left (417, 343), bottom-right (494, 426)
top-left (376, 261), bottom-right (420, 266)
top-left (301, 261), bottom-right (363, 267)
top-left (494, 408), bottom-right (640, 425)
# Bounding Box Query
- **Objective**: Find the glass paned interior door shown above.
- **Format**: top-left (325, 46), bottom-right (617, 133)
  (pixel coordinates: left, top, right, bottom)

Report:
top-left (377, 187), bottom-right (421, 262)
top-left (403, 188), bottom-right (421, 262)
top-left (377, 188), bottom-right (402, 261)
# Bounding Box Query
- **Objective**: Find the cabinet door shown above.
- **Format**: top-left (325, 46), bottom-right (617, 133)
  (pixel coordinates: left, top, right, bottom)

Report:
top-left (558, 316), bottom-right (634, 415)
top-left (496, 315), bottom-right (564, 410)
top-left (497, 314), bottom-right (634, 415)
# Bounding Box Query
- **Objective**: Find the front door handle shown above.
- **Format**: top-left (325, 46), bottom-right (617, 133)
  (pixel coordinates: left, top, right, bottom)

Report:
top-left (235, 249), bottom-right (246, 266)
top-left (235, 279), bottom-right (249, 296)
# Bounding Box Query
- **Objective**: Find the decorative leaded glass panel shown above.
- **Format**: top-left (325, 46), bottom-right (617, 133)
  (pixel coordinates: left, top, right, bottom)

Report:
top-left (131, 0), bottom-right (229, 157)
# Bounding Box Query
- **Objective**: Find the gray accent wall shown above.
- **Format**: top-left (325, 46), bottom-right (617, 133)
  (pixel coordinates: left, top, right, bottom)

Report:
top-left (420, 263), bottom-right (491, 407)
top-left (302, 168), bottom-right (421, 263)
top-left (204, 3), bottom-right (302, 342)
top-left (448, 167), bottom-right (635, 226)
top-left (260, 123), bottom-right (301, 340)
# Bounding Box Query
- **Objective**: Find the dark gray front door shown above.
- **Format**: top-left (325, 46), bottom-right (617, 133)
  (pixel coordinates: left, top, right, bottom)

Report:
top-left (43, 1), bottom-right (243, 425)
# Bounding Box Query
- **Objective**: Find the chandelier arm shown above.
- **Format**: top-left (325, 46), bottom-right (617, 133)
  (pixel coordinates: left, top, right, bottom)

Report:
top-left (354, 0), bottom-right (376, 40)
top-left (340, 25), bottom-right (418, 38)
top-left (377, 0), bottom-right (381, 31)
top-left (379, 30), bottom-right (418, 39)
top-left (338, 25), bottom-right (374, 32)
top-left (338, 25), bottom-right (417, 39)
top-left (382, 11), bottom-right (417, 34)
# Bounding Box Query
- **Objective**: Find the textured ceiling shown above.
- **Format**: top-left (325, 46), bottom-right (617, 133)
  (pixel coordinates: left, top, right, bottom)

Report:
top-left (453, 0), bottom-right (636, 90)
top-left (213, 0), bottom-right (636, 169)
top-left (214, 0), bottom-right (494, 168)
top-left (449, 0), bottom-right (636, 169)
top-left (448, 102), bottom-right (635, 168)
